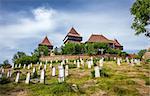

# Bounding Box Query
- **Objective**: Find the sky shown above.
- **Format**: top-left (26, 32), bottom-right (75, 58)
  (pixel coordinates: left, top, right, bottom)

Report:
top-left (0, 0), bottom-right (149, 64)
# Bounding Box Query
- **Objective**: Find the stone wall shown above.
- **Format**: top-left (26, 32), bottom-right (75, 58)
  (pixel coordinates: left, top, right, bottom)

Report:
top-left (40, 54), bottom-right (117, 61)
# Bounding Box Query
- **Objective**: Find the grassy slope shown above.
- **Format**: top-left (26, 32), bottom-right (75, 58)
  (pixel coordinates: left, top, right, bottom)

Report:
top-left (0, 61), bottom-right (150, 96)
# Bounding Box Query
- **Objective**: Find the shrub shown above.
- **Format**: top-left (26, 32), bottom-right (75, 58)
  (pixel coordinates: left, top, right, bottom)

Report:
top-left (0, 76), bottom-right (10, 84)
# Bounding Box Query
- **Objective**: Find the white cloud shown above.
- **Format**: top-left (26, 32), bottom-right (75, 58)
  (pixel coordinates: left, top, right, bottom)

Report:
top-left (0, 6), bottom-right (149, 63)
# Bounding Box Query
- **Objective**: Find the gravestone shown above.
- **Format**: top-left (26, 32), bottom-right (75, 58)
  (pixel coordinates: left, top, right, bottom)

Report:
top-left (99, 58), bottom-right (104, 67)
top-left (44, 64), bottom-right (46, 70)
top-left (130, 59), bottom-right (134, 66)
top-left (23, 64), bottom-right (26, 69)
top-left (19, 64), bottom-right (21, 68)
top-left (28, 64), bottom-right (30, 69)
top-left (49, 63), bottom-right (52, 68)
top-left (45, 60), bottom-right (48, 65)
top-left (15, 71), bottom-right (20, 83)
top-left (94, 66), bottom-right (100, 77)
top-left (15, 64), bottom-right (18, 68)
top-left (33, 67), bottom-right (36, 74)
top-left (58, 65), bottom-right (65, 83)
top-left (117, 58), bottom-right (121, 66)
top-left (40, 69), bottom-right (45, 84)
top-left (65, 65), bottom-right (69, 77)
top-left (88, 61), bottom-right (91, 69)
top-left (74, 60), bottom-right (76, 65)
top-left (25, 72), bottom-right (30, 84)
top-left (30, 63), bottom-right (33, 68)
top-left (52, 66), bottom-right (56, 76)
top-left (77, 60), bottom-right (80, 68)
top-left (7, 70), bottom-right (11, 78)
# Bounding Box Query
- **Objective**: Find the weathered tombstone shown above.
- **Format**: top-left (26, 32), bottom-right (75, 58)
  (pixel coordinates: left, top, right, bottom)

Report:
top-left (45, 60), bottom-right (48, 65)
top-left (137, 59), bottom-right (141, 65)
top-left (15, 71), bottom-right (20, 83)
top-left (99, 58), bottom-right (104, 67)
top-left (15, 64), bottom-right (18, 68)
top-left (66, 59), bottom-right (69, 63)
top-left (74, 60), bottom-right (76, 65)
top-left (12, 63), bottom-right (14, 69)
top-left (114, 57), bottom-right (117, 60)
top-left (33, 67), bottom-right (36, 74)
top-left (52, 66), bottom-right (56, 76)
top-left (28, 64), bottom-right (30, 69)
top-left (58, 65), bottom-right (65, 83)
top-left (81, 59), bottom-right (84, 67)
top-left (0, 73), bottom-right (2, 79)
top-left (126, 57), bottom-right (129, 64)
top-left (44, 64), bottom-right (46, 70)
top-left (30, 63), bottom-right (33, 68)
top-left (19, 64), bottom-right (21, 68)
top-left (40, 69), bottom-right (45, 84)
top-left (88, 61), bottom-right (91, 69)
top-left (94, 66), bottom-right (100, 77)
top-left (49, 63), bottom-right (52, 68)
top-left (7, 70), bottom-right (11, 78)
top-left (23, 64), bottom-right (26, 69)
top-left (130, 59), bottom-right (134, 66)
top-left (25, 72), bottom-right (30, 84)
top-left (65, 65), bottom-right (69, 77)
top-left (77, 60), bottom-right (80, 68)
top-left (117, 58), bottom-right (121, 66)
top-left (1, 68), bottom-right (4, 74)
top-left (90, 57), bottom-right (93, 65)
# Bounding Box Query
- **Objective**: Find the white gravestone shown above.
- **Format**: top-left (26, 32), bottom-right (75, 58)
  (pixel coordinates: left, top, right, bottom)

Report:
top-left (33, 67), bottom-right (36, 74)
top-left (15, 72), bottom-right (20, 83)
top-left (46, 60), bottom-right (48, 65)
top-left (74, 60), bottom-right (76, 65)
top-left (44, 64), bottom-right (46, 70)
top-left (7, 70), bottom-right (11, 78)
top-left (40, 69), bottom-right (45, 84)
top-left (99, 58), bottom-right (104, 67)
top-left (117, 58), bottom-right (121, 66)
top-left (65, 65), bottom-right (69, 77)
top-left (94, 66), bottom-right (100, 77)
top-left (88, 61), bottom-right (91, 69)
top-left (58, 65), bottom-right (65, 83)
top-left (28, 64), bottom-right (30, 69)
top-left (23, 64), bottom-right (26, 69)
top-left (25, 72), bottom-right (30, 84)
top-left (19, 64), bottom-right (21, 68)
top-left (52, 67), bottom-right (56, 76)
top-left (77, 60), bottom-right (80, 68)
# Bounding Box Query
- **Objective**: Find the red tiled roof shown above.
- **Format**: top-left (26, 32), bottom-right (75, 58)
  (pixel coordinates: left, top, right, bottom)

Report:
top-left (113, 39), bottom-right (122, 46)
top-left (40, 36), bottom-right (53, 46)
top-left (67, 27), bottom-right (81, 37)
top-left (87, 34), bottom-right (113, 43)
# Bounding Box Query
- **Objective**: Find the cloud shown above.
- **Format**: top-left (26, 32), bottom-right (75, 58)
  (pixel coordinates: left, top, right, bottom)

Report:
top-left (0, 6), bottom-right (149, 63)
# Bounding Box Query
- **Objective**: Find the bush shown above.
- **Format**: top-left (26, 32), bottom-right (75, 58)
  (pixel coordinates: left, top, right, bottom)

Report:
top-left (68, 64), bottom-right (77, 69)
top-left (0, 76), bottom-right (10, 84)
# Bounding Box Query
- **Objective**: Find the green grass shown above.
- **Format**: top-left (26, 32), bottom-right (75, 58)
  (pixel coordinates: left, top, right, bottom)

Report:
top-left (0, 61), bottom-right (149, 96)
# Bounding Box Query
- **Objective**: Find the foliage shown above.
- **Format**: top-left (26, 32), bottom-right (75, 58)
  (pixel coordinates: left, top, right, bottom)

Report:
top-left (138, 49), bottom-right (147, 58)
top-left (1, 60), bottom-right (12, 68)
top-left (33, 45), bottom-right (49, 57)
top-left (130, 0), bottom-right (150, 37)
top-left (12, 51), bottom-right (26, 63)
top-left (0, 76), bottom-right (10, 84)
top-left (14, 55), bottom-right (38, 65)
top-left (54, 47), bottom-right (61, 55)
top-left (62, 42), bottom-right (111, 55)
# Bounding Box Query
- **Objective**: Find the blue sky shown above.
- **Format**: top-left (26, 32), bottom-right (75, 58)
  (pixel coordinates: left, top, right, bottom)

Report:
top-left (0, 0), bottom-right (149, 63)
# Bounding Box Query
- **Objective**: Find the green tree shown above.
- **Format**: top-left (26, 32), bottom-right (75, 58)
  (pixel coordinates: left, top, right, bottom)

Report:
top-left (33, 45), bottom-right (49, 57)
top-left (12, 51), bottom-right (26, 63)
top-left (138, 49), bottom-right (147, 58)
top-left (130, 0), bottom-right (150, 37)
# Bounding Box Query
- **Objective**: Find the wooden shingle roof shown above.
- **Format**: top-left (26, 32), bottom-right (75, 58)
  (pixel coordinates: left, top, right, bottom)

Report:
top-left (87, 34), bottom-right (113, 43)
top-left (40, 36), bottom-right (53, 46)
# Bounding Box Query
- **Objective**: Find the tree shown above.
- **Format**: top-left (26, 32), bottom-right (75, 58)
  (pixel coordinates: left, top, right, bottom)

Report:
top-left (130, 0), bottom-right (150, 37)
top-left (33, 45), bottom-right (49, 57)
top-left (138, 49), bottom-right (147, 58)
top-left (12, 51), bottom-right (26, 63)
top-left (1, 60), bottom-right (11, 68)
